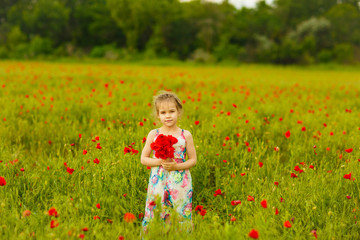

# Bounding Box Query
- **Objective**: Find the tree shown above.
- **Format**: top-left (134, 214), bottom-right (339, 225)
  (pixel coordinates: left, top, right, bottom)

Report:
top-left (325, 3), bottom-right (360, 44)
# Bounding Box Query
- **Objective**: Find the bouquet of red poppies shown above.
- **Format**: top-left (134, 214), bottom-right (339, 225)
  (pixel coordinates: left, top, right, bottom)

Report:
top-left (150, 134), bottom-right (178, 159)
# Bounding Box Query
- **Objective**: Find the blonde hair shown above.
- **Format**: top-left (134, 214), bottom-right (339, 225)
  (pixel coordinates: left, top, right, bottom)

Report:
top-left (152, 91), bottom-right (183, 121)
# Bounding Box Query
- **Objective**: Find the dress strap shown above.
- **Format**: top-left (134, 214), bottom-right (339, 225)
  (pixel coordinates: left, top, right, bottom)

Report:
top-left (181, 129), bottom-right (185, 137)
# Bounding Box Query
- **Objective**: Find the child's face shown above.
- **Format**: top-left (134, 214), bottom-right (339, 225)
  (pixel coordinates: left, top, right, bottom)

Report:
top-left (157, 100), bottom-right (180, 128)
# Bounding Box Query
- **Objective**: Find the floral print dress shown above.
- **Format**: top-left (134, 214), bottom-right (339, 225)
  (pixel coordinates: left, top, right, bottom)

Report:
top-left (141, 128), bottom-right (193, 234)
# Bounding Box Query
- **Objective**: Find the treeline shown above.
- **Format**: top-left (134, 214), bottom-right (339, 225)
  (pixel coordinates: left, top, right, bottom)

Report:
top-left (1, 0), bottom-right (360, 64)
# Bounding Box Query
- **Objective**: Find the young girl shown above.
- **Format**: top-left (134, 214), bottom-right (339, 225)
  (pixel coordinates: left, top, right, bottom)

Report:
top-left (140, 91), bottom-right (196, 237)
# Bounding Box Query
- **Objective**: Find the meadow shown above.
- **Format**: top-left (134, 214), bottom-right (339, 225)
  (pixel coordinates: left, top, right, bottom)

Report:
top-left (0, 61), bottom-right (359, 239)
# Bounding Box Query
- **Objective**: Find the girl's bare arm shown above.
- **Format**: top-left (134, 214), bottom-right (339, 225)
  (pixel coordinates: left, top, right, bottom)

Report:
top-left (140, 130), bottom-right (162, 167)
top-left (176, 130), bottom-right (197, 170)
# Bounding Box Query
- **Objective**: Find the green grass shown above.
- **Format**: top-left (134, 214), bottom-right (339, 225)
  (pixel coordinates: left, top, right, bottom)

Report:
top-left (0, 61), bottom-right (359, 239)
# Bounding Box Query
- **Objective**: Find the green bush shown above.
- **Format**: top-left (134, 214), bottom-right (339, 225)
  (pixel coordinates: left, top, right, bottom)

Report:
top-left (0, 46), bottom-right (9, 59)
top-left (213, 36), bottom-right (241, 61)
top-left (333, 43), bottom-right (354, 63)
top-left (317, 49), bottom-right (333, 63)
top-left (90, 44), bottom-right (120, 59)
top-left (10, 43), bottom-right (30, 59)
top-left (28, 36), bottom-right (53, 57)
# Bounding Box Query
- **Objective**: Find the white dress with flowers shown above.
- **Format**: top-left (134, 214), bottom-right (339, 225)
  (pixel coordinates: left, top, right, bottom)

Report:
top-left (141, 128), bottom-right (193, 233)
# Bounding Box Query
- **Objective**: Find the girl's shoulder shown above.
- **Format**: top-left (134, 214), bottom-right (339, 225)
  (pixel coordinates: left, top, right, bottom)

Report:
top-left (181, 129), bottom-right (193, 138)
top-left (147, 129), bottom-right (159, 138)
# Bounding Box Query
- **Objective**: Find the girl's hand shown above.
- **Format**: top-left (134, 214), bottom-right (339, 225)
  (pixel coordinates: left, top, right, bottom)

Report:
top-left (161, 158), bottom-right (178, 172)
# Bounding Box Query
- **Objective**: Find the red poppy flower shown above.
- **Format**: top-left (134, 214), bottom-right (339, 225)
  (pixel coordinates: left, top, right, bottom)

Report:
top-left (345, 148), bottom-right (353, 153)
top-left (96, 203), bottom-right (101, 209)
top-left (150, 134), bottom-right (178, 159)
top-left (0, 176), bottom-right (6, 186)
top-left (284, 220), bottom-right (292, 228)
top-left (232, 104), bottom-right (237, 108)
top-left (241, 173), bottom-right (246, 176)
top-left (275, 208), bottom-right (279, 215)
top-left (274, 181), bottom-right (279, 186)
top-left (346, 195), bottom-right (351, 199)
top-left (309, 165), bottom-right (314, 169)
top-left (344, 173), bottom-right (351, 180)
top-left (260, 199), bottom-right (267, 208)
top-left (230, 216), bottom-right (236, 222)
top-left (294, 166), bottom-right (303, 173)
top-left (124, 213), bottom-right (136, 223)
top-left (285, 130), bottom-right (291, 138)
top-left (248, 229), bottom-right (259, 239)
top-left (96, 143), bottom-right (102, 149)
top-left (95, 136), bottom-right (100, 141)
top-left (94, 216), bottom-right (100, 220)
top-left (231, 200), bottom-right (241, 206)
top-left (50, 220), bottom-right (59, 228)
top-left (194, 205), bottom-right (203, 212)
top-left (79, 134), bottom-right (82, 138)
top-left (301, 127), bottom-right (306, 131)
top-left (311, 230), bottom-right (318, 239)
top-left (214, 188), bottom-right (223, 197)
top-left (67, 167), bottom-right (74, 175)
top-left (93, 158), bottom-right (100, 164)
top-left (124, 147), bottom-right (131, 154)
top-left (83, 150), bottom-right (87, 155)
top-left (194, 120), bottom-right (200, 125)
top-left (259, 162), bottom-right (263, 168)
top-left (48, 207), bottom-right (58, 217)
top-left (79, 234), bottom-right (85, 239)
top-left (199, 209), bottom-right (207, 216)
top-left (142, 137), bottom-right (146, 143)
top-left (248, 195), bottom-right (254, 201)
top-left (291, 173), bottom-right (298, 178)
top-left (82, 227), bottom-right (88, 231)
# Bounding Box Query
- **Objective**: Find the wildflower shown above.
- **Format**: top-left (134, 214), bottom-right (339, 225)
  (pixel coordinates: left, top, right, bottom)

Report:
top-left (50, 220), bottom-right (59, 228)
top-left (48, 207), bottom-right (58, 217)
top-left (214, 189), bottom-right (223, 197)
top-left (260, 199), bottom-right (267, 208)
top-left (285, 130), bottom-right (291, 138)
top-left (345, 148), bottom-right (353, 153)
top-left (248, 229), bottom-right (259, 239)
top-left (344, 173), bottom-right (352, 180)
top-left (284, 220), bottom-right (292, 228)
top-left (231, 200), bottom-right (241, 206)
top-left (124, 213), bottom-right (136, 223)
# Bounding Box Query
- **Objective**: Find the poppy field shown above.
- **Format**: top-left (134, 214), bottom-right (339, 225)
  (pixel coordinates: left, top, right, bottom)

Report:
top-left (0, 61), bottom-right (359, 239)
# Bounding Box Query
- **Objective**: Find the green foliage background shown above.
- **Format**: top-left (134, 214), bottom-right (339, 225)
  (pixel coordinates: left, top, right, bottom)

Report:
top-left (1, 0), bottom-right (360, 64)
